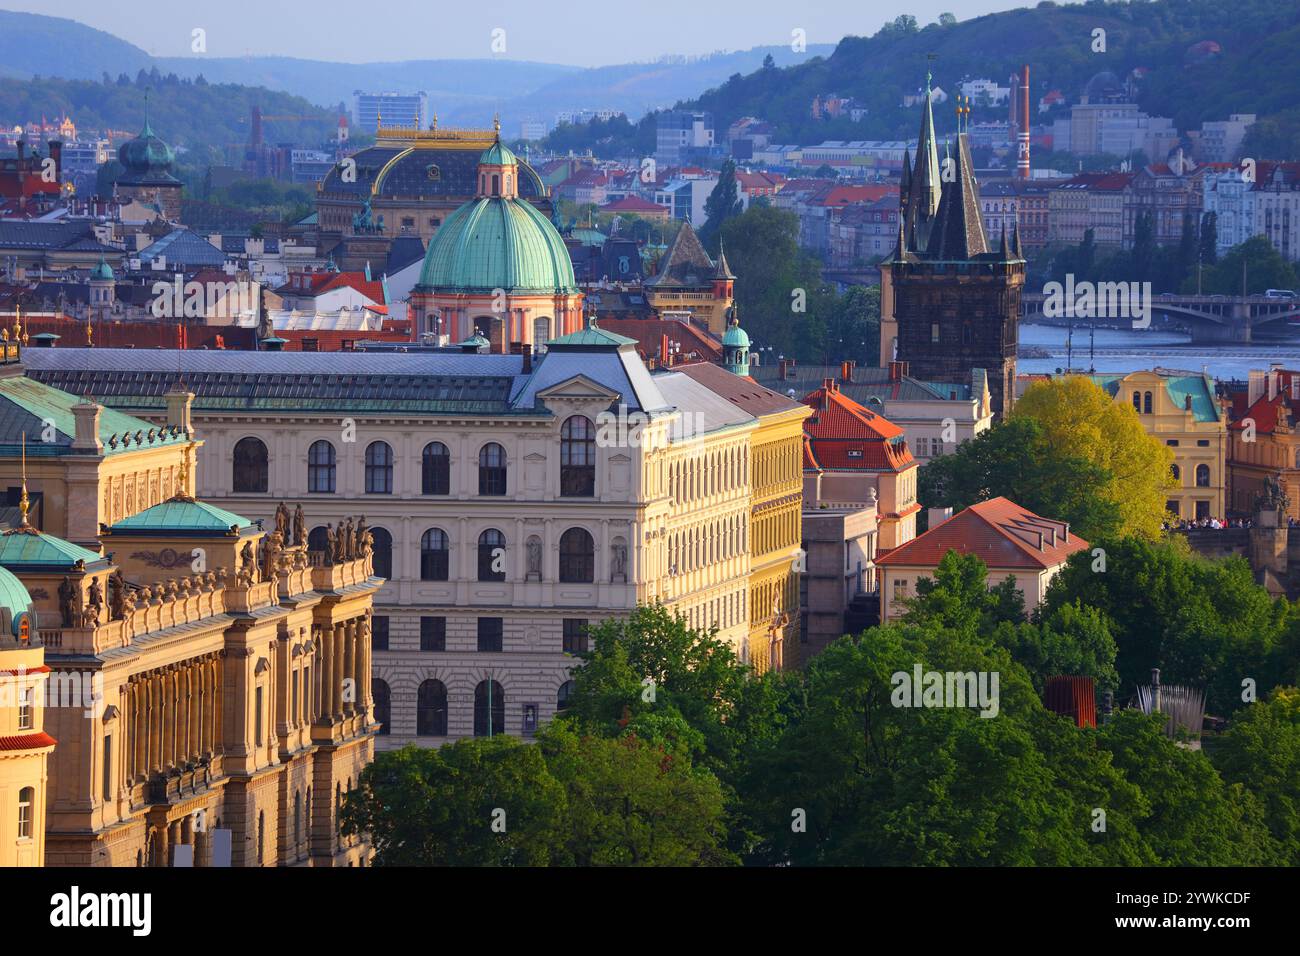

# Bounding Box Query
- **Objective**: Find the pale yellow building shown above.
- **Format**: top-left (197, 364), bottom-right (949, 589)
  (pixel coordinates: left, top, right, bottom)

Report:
top-left (25, 328), bottom-right (808, 749)
top-left (1088, 370), bottom-right (1227, 521)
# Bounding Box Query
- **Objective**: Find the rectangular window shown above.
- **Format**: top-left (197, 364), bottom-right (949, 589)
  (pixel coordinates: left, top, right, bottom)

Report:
top-left (292, 669), bottom-right (300, 722)
top-left (1166, 439), bottom-right (1179, 446)
top-left (930, 323), bottom-right (940, 343)
top-left (477, 617), bottom-right (503, 653)
top-left (372, 616), bottom-right (389, 651)
top-left (102, 734), bottom-right (112, 802)
top-left (17, 687), bottom-right (32, 730)
top-left (1166, 500), bottom-right (1180, 518)
top-left (1195, 500), bottom-right (1211, 520)
top-left (1197, 439), bottom-right (1210, 447)
top-left (522, 703), bottom-right (539, 736)
top-left (563, 618), bottom-right (588, 655)
top-left (420, 616), bottom-right (446, 651)
top-left (301, 338), bottom-right (319, 352)
top-left (17, 790), bottom-right (31, 839)
top-left (255, 686), bottom-right (264, 747)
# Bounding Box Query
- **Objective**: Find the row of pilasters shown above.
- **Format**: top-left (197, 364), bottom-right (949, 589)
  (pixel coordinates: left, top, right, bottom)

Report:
top-left (125, 653), bottom-right (223, 782)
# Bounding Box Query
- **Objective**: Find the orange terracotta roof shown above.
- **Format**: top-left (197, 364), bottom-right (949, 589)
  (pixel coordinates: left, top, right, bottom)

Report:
top-left (801, 380), bottom-right (913, 471)
top-left (0, 731), bottom-right (57, 751)
top-left (875, 496), bottom-right (1088, 570)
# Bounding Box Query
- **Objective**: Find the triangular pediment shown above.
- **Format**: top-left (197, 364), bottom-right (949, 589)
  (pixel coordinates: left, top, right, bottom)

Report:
top-left (536, 374), bottom-right (622, 404)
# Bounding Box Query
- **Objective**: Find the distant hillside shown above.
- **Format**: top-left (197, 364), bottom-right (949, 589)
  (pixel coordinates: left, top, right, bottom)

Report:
top-left (0, 9), bottom-right (830, 126)
top-left (675, 0), bottom-right (1300, 156)
top-left (149, 56), bottom-right (582, 123)
top-left (0, 70), bottom-right (336, 165)
top-left (0, 10), bottom-right (152, 79)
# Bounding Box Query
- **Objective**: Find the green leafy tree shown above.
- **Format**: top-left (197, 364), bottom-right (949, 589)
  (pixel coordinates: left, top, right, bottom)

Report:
top-left (1213, 687), bottom-right (1300, 863)
top-left (1012, 376), bottom-right (1177, 539)
top-left (1200, 211), bottom-right (1218, 267)
top-left (341, 737), bottom-right (565, 866)
top-left (1190, 236), bottom-right (1299, 295)
top-left (699, 158), bottom-right (743, 247)
top-left (1098, 710), bottom-right (1282, 865)
top-left (538, 721), bottom-right (737, 865)
top-left (1043, 536), bottom-right (1293, 711)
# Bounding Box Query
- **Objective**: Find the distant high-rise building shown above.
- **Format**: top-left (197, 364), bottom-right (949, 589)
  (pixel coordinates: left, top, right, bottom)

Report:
top-left (352, 91), bottom-right (428, 132)
top-left (655, 111), bottom-right (716, 165)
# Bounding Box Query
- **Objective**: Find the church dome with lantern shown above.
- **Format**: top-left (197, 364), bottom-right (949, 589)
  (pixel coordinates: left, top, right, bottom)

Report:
top-left (407, 126), bottom-right (584, 347)
top-left (417, 139), bottom-right (576, 295)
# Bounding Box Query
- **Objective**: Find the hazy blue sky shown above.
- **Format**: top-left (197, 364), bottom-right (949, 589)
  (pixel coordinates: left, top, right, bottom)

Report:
top-left (11, 0), bottom-right (1035, 67)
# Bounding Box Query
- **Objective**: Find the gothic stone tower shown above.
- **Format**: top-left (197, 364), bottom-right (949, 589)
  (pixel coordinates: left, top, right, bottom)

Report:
top-left (888, 83), bottom-right (1024, 418)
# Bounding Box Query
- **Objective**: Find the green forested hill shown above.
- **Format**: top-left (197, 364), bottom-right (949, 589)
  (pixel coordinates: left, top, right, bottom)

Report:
top-left (675, 0), bottom-right (1300, 157)
top-left (0, 70), bottom-right (337, 165)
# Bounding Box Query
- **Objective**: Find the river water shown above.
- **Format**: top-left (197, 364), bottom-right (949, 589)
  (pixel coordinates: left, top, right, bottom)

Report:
top-left (1018, 323), bottom-right (1300, 382)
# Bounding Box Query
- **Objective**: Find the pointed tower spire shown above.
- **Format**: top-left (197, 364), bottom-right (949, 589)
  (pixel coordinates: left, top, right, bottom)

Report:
top-left (903, 72), bottom-right (943, 252)
top-left (713, 237), bottom-right (734, 279)
top-left (1013, 220), bottom-right (1024, 259)
top-left (1000, 221), bottom-right (1010, 259)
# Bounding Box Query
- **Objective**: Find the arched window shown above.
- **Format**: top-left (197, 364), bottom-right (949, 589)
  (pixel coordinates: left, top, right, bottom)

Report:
top-left (257, 811), bottom-right (265, 864)
top-left (479, 443), bottom-right (507, 496)
top-left (533, 317), bottom-right (551, 348)
top-left (478, 529), bottom-right (506, 582)
top-left (422, 442), bottom-right (450, 495)
top-left (560, 415), bottom-right (596, 497)
top-left (1132, 391), bottom-right (1141, 411)
top-left (365, 441), bottom-right (393, 494)
top-left (559, 527), bottom-right (594, 583)
top-left (294, 792), bottom-right (302, 854)
top-left (1196, 464), bottom-right (1211, 487)
top-left (1170, 464), bottom-right (1181, 483)
top-left (308, 440), bottom-right (336, 493)
top-left (233, 437), bottom-right (268, 493)
top-left (370, 527), bottom-right (393, 579)
top-left (17, 786), bottom-right (33, 838)
top-left (420, 528), bottom-right (449, 581)
top-left (1143, 391), bottom-right (1153, 414)
top-left (308, 526), bottom-right (330, 554)
top-left (372, 679), bottom-right (390, 735)
top-left (474, 680), bottom-right (505, 737)
top-left (417, 679), bottom-right (448, 736)
top-left (556, 680), bottom-right (575, 713)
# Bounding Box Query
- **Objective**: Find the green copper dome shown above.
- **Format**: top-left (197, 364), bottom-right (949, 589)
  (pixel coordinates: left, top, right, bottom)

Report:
top-left (91, 256), bottom-right (114, 281)
top-left (480, 140), bottom-right (518, 166)
top-left (0, 564), bottom-right (34, 636)
top-left (118, 120), bottom-right (176, 177)
top-left (418, 196), bottom-right (577, 294)
top-left (722, 319), bottom-right (750, 349)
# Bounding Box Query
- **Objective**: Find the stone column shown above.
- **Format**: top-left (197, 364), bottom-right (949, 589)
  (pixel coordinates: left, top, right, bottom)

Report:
top-left (355, 618), bottom-right (369, 714)
top-left (320, 626), bottom-right (333, 722)
top-left (342, 620), bottom-right (355, 716)
top-left (332, 623), bottom-right (345, 718)
top-left (155, 824), bottom-right (168, 868)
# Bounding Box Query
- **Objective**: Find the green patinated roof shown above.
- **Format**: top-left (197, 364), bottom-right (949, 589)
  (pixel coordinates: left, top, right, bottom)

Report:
top-left (0, 564), bottom-right (32, 625)
top-left (480, 141), bottom-right (518, 166)
top-left (722, 321), bottom-right (750, 349)
top-left (418, 195), bottom-right (577, 294)
top-left (1089, 372), bottom-right (1219, 423)
top-left (0, 526), bottom-right (103, 569)
top-left (547, 324), bottom-right (637, 348)
top-left (0, 375), bottom-right (188, 457)
top-left (91, 256), bottom-right (114, 281)
top-left (108, 497), bottom-right (254, 535)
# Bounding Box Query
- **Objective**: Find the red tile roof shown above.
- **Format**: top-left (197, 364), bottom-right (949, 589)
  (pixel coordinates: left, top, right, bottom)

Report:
top-left (0, 731), bottom-right (57, 751)
top-left (801, 380), bottom-right (913, 471)
top-left (599, 196), bottom-right (664, 213)
top-left (673, 361), bottom-right (805, 416)
top-left (595, 317), bottom-right (721, 364)
top-left (875, 497), bottom-right (1088, 570)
